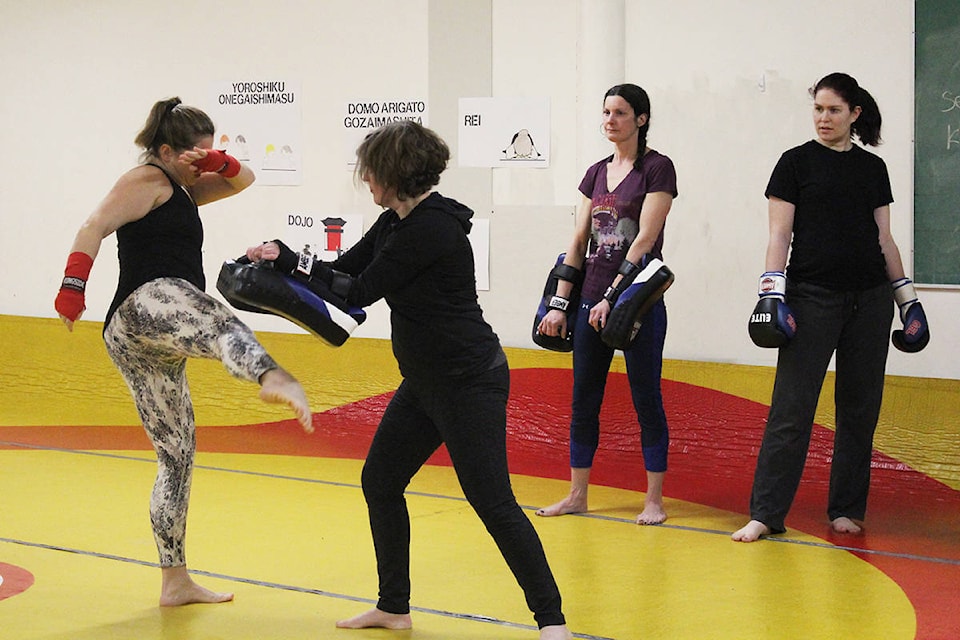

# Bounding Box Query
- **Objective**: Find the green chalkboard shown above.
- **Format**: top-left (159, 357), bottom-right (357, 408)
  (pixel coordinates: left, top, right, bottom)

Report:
top-left (915, 0), bottom-right (960, 285)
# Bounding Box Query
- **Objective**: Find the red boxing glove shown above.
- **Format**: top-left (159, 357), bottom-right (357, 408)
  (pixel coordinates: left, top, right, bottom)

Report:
top-left (55, 251), bottom-right (94, 322)
top-left (193, 149), bottom-right (241, 178)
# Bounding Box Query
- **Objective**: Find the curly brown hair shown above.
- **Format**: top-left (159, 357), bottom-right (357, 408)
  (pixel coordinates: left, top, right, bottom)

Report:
top-left (354, 121), bottom-right (449, 201)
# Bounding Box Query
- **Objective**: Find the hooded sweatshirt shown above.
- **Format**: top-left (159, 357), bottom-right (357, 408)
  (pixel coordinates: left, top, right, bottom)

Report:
top-left (331, 192), bottom-right (504, 379)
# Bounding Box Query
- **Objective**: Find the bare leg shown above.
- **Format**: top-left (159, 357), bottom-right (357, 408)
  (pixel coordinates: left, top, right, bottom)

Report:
top-left (636, 470), bottom-right (667, 525)
top-left (259, 368), bottom-right (313, 432)
top-left (536, 467), bottom-right (591, 517)
top-left (159, 566), bottom-right (233, 606)
top-left (831, 516), bottom-right (863, 534)
top-left (731, 519), bottom-right (771, 543)
top-left (540, 624), bottom-right (573, 639)
top-left (335, 608), bottom-right (412, 630)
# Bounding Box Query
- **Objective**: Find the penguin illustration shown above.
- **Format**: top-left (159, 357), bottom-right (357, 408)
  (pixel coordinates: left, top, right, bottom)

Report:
top-left (502, 128), bottom-right (541, 159)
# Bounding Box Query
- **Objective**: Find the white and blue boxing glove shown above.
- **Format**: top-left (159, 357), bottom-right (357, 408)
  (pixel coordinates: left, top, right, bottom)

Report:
top-left (891, 277), bottom-right (930, 353)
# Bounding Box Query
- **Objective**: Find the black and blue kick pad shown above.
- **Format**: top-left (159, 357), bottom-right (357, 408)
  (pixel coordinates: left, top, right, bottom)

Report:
top-left (217, 259), bottom-right (365, 347)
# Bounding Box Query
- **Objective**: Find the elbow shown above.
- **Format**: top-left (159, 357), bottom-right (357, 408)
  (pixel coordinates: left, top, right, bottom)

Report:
top-left (236, 174), bottom-right (255, 193)
top-left (234, 166), bottom-right (256, 192)
top-left (570, 232), bottom-right (590, 256)
top-left (877, 228), bottom-right (896, 251)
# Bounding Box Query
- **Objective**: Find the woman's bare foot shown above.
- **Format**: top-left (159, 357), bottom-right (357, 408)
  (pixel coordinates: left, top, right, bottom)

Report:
top-left (335, 607), bottom-right (412, 630)
top-left (731, 519), bottom-right (771, 542)
top-left (536, 491), bottom-right (587, 517)
top-left (831, 516), bottom-right (863, 534)
top-left (540, 624), bottom-right (573, 639)
top-left (159, 566), bottom-right (233, 606)
top-left (636, 498), bottom-right (667, 525)
top-left (259, 368), bottom-right (313, 432)
top-left (636, 471), bottom-right (667, 525)
top-left (537, 470), bottom-right (590, 517)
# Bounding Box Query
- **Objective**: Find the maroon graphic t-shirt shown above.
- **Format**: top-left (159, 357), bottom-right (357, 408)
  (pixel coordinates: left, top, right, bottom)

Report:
top-left (577, 150), bottom-right (677, 301)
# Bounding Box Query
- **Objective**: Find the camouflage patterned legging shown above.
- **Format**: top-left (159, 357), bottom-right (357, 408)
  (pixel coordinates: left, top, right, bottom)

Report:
top-left (103, 277), bottom-right (277, 567)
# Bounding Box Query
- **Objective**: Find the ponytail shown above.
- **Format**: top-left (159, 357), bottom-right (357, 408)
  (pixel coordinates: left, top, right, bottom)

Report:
top-left (851, 87), bottom-right (882, 146)
top-left (134, 97), bottom-right (216, 160)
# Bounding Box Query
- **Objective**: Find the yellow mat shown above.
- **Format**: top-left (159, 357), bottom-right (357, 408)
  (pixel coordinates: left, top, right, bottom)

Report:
top-left (0, 448), bottom-right (915, 639)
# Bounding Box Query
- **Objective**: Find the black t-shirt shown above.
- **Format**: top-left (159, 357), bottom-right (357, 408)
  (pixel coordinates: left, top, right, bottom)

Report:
top-left (765, 140), bottom-right (892, 291)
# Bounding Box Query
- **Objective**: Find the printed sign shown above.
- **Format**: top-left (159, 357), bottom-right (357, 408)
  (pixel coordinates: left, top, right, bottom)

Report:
top-left (458, 97), bottom-right (550, 168)
top-left (209, 79), bottom-right (302, 185)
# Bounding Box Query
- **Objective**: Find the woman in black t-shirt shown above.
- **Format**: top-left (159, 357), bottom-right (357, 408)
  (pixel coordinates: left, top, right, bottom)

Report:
top-left (733, 73), bottom-right (929, 543)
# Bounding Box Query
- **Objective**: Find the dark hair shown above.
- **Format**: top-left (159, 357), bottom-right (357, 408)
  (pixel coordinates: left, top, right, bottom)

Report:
top-left (810, 73), bottom-right (882, 146)
top-left (134, 97), bottom-right (216, 159)
top-left (605, 83), bottom-right (651, 171)
top-left (354, 121), bottom-right (449, 201)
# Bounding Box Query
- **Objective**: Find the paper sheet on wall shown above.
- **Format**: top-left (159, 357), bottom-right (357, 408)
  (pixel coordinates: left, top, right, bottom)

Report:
top-left (469, 218), bottom-right (490, 291)
top-left (280, 213), bottom-right (364, 261)
top-left (208, 79), bottom-right (302, 185)
top-left (458, 97), bottom-right (550, 168)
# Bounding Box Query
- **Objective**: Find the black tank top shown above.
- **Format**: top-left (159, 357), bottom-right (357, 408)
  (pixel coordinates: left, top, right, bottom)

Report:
top-left (105, 165), bottom-right (205, 329)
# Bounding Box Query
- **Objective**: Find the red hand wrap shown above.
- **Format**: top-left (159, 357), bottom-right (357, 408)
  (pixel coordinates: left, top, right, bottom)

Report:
top-left (194, 149), bottom-right (241, 178)
top-left (55, 252), bottom-right (93, 321)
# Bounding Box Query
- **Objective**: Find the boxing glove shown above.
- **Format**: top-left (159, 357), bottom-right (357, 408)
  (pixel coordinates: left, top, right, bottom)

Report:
top-left (748, 271), bottom-right (796, 348)
top-left (891, 277), bottom-right (930, 353)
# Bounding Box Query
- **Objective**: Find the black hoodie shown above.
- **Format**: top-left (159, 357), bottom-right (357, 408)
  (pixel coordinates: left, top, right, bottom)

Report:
top-left (331, 192), bottom-right (504, 379)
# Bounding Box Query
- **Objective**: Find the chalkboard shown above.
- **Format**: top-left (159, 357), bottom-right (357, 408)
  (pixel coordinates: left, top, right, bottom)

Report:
top-left (915, 0), bottom-right (960, 285)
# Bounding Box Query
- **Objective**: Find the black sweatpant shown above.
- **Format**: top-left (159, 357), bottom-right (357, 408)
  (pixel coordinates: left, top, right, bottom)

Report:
top-left (749, 280), bottom-right (893, 533)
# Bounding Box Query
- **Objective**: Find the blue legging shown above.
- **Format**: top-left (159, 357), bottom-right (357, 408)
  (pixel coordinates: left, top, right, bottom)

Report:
top-left (569, 297), bottom-right (669, 471)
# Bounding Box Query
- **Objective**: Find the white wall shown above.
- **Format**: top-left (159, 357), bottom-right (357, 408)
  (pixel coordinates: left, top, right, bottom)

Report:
top-left (622, 0), bottom-right (957, 381)
top-left (2, 0), bottom-right (956, 379)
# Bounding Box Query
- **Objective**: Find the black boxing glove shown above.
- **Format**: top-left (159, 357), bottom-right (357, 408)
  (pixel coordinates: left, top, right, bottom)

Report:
top-left (748, 271), bottom-right (797, 348)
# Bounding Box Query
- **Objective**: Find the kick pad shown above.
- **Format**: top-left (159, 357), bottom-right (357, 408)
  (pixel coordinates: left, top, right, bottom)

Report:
top-left (217, 260), bottom-right (365, 347)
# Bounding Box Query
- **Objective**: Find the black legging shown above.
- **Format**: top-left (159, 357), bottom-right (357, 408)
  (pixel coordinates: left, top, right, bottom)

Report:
top-left (360, 362), bottom-right (566, 629)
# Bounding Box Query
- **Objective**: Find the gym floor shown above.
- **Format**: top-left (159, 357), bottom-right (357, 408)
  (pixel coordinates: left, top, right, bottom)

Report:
top-left (2, 316), bottom-right (958, 639)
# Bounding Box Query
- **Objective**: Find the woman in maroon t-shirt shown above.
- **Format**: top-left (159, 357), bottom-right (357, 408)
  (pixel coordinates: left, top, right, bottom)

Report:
top-left (536, 83), bottom-right (678, 526)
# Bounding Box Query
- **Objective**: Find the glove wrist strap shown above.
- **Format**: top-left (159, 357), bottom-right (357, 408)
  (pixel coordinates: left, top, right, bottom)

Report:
top-left (61, 252), bottom-right (94, 291)
top-left (604, 259), bottom-right (642, 305)
top-left (758, 271), bottom-right (786, 298)
top-left (295, 251), bottom-right (315, 279)
top-left (892, 277), bottom-right (918, 309)
top-left (547, 295), bottom-right (570, 312)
